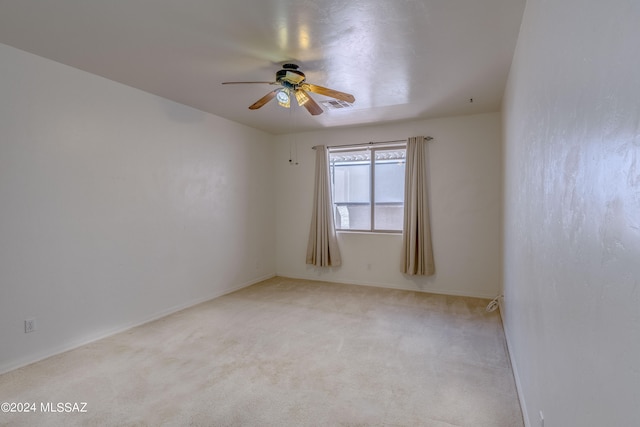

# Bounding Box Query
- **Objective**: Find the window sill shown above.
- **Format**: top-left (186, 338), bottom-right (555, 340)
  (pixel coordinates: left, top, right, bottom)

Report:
top-left (336, 230), bottom-right (402, 235)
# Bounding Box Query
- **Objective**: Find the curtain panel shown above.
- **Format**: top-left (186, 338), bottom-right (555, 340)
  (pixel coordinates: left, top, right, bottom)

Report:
top-left (401, 136), bottom-right (435, 275)
top-left (306, 145), bottom-right (342, 267)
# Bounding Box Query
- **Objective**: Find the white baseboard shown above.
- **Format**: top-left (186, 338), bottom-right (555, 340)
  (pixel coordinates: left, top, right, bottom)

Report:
top-left (0, 273), bottom-right (275, 375)
top-left (276, 272), bottom-right (497, 300)
top-left (498, 300), bottom-right (530, 427)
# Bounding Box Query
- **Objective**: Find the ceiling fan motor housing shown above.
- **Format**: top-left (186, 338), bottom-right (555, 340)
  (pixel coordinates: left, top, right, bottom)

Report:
top-left (277, 64), bottom-right (306, 87)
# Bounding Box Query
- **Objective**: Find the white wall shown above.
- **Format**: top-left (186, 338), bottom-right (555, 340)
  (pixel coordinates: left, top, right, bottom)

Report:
top-left (502, 0), bottom-right (640, 425)
top-left (0, 43), bottom-right (276, 373)
top-left (275, 113), bottom-right (502, 299)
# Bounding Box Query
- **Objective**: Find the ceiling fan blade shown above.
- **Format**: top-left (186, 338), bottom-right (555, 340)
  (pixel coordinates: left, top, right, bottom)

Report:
top-left (221, 81), bottom-right (277, 85)
top-left (296, 90), bottom-right (323, 115)
top-left (249, 89), bottom-right (280, 110)
top-left (303, 84), bottom-right (355, 103)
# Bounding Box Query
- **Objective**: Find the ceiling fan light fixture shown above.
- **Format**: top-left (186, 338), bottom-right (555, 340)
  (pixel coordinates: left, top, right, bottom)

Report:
top-left (295, 89), bottom-right (310, 106)
top-left (276, 88), bottom-right (290, 108)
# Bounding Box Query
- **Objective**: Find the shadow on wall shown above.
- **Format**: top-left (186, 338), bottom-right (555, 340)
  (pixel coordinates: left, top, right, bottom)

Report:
top-left (161, 100), bottom-right (207, 123)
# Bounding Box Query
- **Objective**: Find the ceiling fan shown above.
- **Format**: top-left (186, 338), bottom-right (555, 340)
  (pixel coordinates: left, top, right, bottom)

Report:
top-left (222, 63), bottom-right (355, 116)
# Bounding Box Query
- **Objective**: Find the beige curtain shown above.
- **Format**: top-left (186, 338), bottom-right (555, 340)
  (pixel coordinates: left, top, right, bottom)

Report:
top-left (401, 136), bottom-right (435, 275)
top-left (306, 145), bottom-right (342, 267)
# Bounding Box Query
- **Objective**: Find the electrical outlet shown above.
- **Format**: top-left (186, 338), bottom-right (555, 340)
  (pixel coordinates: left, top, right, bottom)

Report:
top-left (539, 410), bottom-right (545, 427)
top-left (24, 318), bottom-right (37, 333)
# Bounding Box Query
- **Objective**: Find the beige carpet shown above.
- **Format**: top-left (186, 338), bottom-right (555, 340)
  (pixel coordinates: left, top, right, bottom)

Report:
top-left (0, 277), bottom-right (523, 427)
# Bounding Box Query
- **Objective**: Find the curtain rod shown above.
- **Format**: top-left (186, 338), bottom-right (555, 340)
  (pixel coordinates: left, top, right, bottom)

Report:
top-left (312, 136), bottom-right (433, 150)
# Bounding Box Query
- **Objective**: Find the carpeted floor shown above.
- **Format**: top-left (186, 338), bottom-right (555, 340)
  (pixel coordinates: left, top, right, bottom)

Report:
top-left (0, 277), bottom-right (523, 426)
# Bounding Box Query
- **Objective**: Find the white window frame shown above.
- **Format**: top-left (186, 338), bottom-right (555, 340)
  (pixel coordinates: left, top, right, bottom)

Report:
top-left (329, 143), bottom-right (406, 233)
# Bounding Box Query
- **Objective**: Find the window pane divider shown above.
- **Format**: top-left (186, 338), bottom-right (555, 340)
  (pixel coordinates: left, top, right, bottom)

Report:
top-left (370, 148), bottom-right (376, 230)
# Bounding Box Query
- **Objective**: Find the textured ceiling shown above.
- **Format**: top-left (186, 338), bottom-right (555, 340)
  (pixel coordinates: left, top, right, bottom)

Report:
top-left (0, 0), bottom-right (525, 134)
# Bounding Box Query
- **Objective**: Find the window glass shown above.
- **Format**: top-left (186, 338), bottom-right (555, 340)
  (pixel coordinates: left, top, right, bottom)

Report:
top-left (330, 146), bottom-right (405, 232)
top-left (374, 155), bottom-right (405, 230)
top-left (331, 150), bottom-right (371, 230)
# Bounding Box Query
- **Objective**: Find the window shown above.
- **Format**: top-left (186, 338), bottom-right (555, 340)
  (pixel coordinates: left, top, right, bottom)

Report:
top-left (329, 145), bottom-right (406, 232)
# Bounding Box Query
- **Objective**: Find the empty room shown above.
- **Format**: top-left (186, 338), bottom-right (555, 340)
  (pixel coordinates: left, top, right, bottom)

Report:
top-left (1, 0), bottom-right (638, 426)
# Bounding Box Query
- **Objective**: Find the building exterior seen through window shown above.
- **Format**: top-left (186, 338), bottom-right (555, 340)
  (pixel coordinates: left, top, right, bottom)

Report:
top-left (329, 145), bottom-right (406, 232)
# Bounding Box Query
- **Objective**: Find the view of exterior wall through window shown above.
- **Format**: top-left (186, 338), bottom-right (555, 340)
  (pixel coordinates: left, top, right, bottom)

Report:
top-left (329, 145), bottom-right (406, 232)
